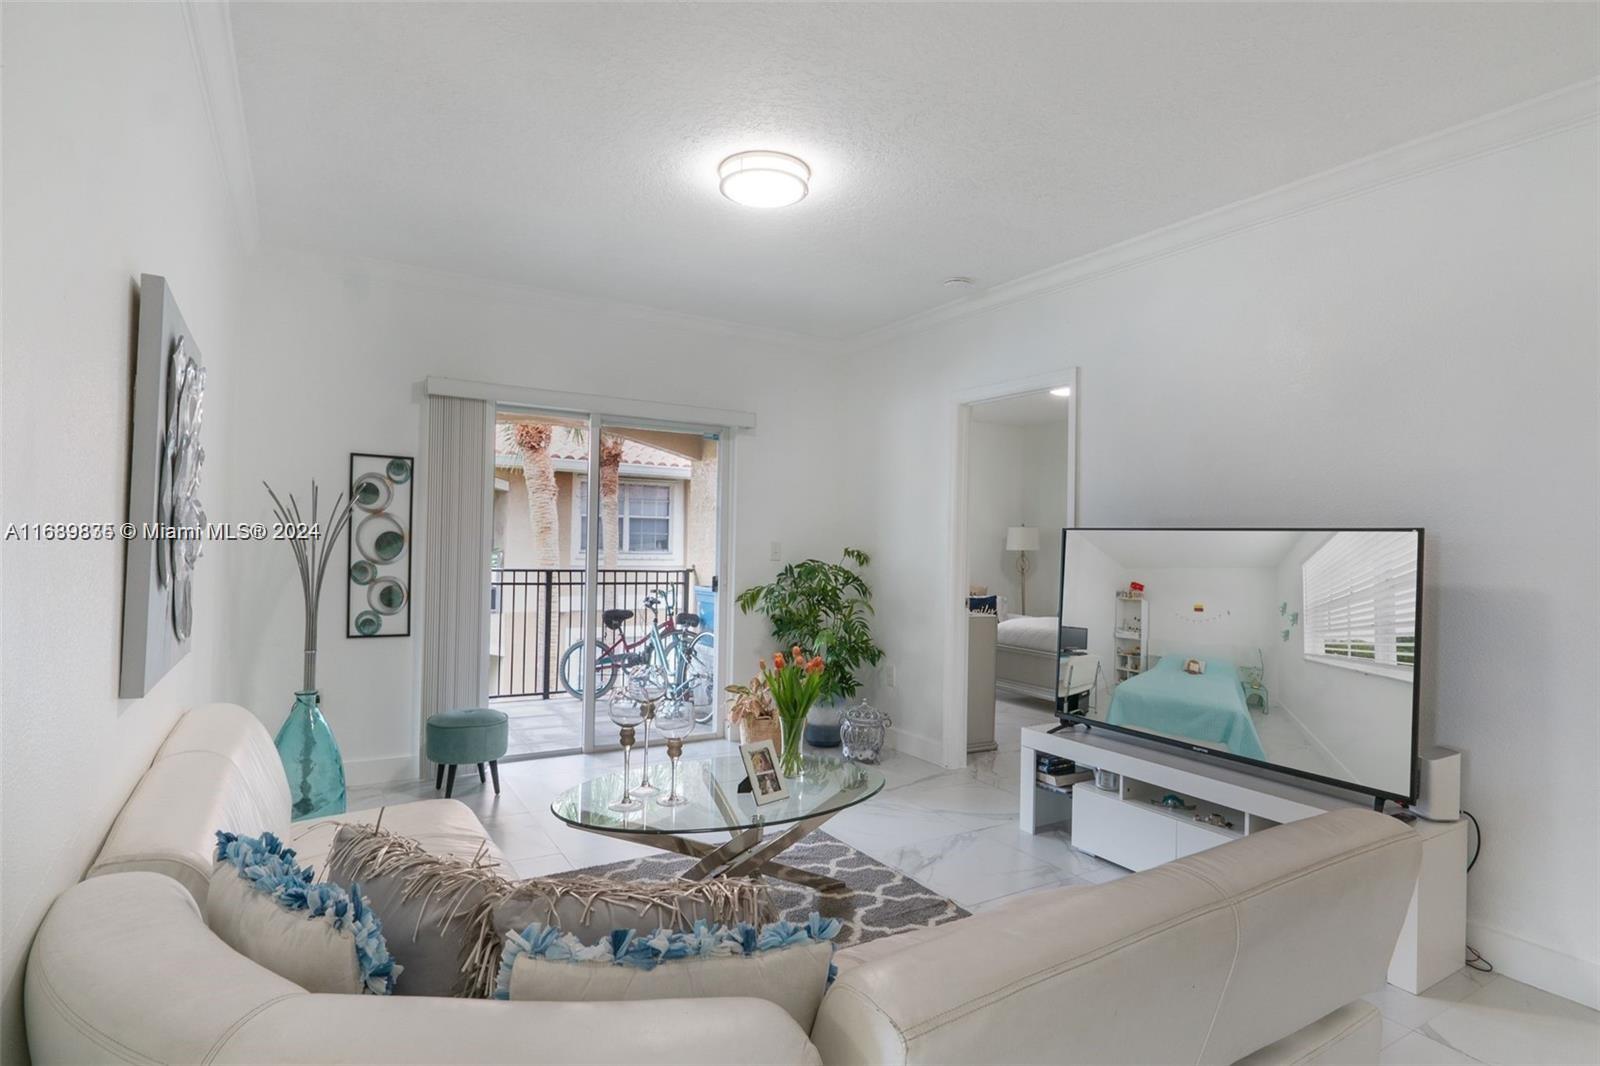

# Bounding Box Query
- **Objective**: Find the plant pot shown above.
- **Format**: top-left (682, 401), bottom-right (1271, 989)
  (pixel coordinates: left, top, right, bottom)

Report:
top-left (740, 715), bottom-right (780, 749)
top-left (803, 701), bottom-right (844, 748)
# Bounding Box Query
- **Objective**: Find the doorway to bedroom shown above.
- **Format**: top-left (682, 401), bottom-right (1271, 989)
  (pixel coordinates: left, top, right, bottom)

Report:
top-left (954, 375), bottom-right (1078, 763)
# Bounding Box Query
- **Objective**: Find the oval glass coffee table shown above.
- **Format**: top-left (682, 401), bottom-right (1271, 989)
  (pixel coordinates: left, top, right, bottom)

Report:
top-left (551, 753), bottom-right (885, 892)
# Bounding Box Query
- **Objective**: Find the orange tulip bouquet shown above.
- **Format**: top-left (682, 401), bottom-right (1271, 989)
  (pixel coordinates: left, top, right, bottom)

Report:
top-left (762, 646), bottom-right (827, 778)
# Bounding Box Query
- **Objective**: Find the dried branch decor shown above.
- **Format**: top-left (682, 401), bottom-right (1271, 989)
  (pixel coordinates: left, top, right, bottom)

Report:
top-left (264, 481), bottom-right (356, 690)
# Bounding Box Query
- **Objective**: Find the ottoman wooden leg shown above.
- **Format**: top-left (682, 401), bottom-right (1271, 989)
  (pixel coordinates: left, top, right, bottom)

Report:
top-left (489, 760), bottom-right (501, 795)
top-left (445, 764), bottom-right (457, 798)
top-left (435, 763), bottom-right (445, 790)
top-left (478, 762), bottom-right (487, 783)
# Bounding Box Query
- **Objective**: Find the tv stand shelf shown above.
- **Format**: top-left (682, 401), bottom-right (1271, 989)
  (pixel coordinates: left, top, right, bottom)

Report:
top-left (1021, 725), bottom-right (1348, 839)
top-left (1019, 723), bottom-right (1467, 996)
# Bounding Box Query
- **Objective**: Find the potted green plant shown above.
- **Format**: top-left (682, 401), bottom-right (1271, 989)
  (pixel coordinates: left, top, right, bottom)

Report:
top-left (736, 548), bottom-right (886, 746)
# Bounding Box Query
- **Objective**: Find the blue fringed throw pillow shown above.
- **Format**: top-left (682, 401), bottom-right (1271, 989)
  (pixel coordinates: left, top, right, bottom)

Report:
top-left (205, 830), bottom-right (400, 995)
top-left (494, 914), bottom-right (840, 1029)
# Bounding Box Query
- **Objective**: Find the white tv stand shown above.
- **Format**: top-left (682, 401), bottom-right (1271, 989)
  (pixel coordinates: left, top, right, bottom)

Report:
top-left (1020, 723), bottom-right (1467, 995)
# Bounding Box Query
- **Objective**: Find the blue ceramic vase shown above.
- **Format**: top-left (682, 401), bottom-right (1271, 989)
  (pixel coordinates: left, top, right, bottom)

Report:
top-left (275, 690), bottom-right (347, 820)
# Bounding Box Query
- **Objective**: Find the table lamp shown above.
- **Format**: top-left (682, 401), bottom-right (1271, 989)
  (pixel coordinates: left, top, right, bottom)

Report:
top-left (1006, 525), bottom-right (1042, 614)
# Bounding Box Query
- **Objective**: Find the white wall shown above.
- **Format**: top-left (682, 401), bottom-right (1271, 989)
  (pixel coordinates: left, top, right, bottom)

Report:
top-left (224, 249), bottom-right (857, 782)
top-left (1018, 419), bottom-right (1072, 605)
top-left (1059, 533), bottom-right (1122, 707)
top-left (854, 123), bottom-right (1599, 1005)
top-left (966, 417), bottom-right (1073, 619)
top-left (1133, 566), bottom-right (1277, 663)
top-left (0, 4), bottom-right (248, 1061)
top-left (965, 421), bottom-right (1026, 607)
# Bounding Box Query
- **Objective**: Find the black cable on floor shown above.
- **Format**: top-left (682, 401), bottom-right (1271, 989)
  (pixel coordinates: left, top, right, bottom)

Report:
top-left (1461, 808), bottom-right (1491, 971)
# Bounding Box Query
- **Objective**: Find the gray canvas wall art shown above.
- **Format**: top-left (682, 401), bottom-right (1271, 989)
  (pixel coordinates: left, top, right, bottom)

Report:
top-left (119, 274), bottom-right (207, 698)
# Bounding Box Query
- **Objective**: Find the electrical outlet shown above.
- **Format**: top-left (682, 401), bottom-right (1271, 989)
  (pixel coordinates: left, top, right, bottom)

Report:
top-left (769, 541), bottom-right (782, 562)
top-left (884, 662), bottom-right (896, 688)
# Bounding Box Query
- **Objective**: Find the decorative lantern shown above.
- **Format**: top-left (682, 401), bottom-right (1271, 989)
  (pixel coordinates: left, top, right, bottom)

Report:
top-left (840, 702), bottom-right (892, 764)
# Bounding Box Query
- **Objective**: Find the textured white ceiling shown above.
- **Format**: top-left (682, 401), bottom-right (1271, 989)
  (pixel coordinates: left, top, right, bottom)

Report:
top-left (230, 2), bottom-right (1599, 339)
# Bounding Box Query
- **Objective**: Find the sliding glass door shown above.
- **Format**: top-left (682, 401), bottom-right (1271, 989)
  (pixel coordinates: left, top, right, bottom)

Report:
top-left (587, 418), bottom-right (721, 749)
top-left (487, 406), bottom-right (725, 758)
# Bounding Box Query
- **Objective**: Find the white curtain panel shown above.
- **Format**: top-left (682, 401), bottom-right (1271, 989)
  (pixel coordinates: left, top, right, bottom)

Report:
top-left (421, 396), bottom-right (493, 732)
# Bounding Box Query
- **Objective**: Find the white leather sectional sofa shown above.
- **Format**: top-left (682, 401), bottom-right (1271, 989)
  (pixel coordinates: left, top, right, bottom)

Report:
top-left (26, 704), bottom-right (1421, 1064)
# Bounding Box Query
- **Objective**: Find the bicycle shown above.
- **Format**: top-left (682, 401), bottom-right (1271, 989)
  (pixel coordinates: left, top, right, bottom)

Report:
top-left (558, 589), bottom-right (717, 723)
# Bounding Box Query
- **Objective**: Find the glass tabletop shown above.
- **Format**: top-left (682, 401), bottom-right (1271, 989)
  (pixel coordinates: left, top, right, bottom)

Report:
top-left (550, 754), bottom-right (885, 835)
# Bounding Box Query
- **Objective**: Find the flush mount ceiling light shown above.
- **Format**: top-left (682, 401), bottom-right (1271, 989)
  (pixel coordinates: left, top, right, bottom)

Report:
top-left (718, 151), bottom-right (810, 208)
top-left (1050, 386), bottom-right (1072, 397)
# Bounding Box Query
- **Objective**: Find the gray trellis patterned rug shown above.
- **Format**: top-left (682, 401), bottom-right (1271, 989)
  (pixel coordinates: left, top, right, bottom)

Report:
top-left (565, 831), bottom-right (970, 947)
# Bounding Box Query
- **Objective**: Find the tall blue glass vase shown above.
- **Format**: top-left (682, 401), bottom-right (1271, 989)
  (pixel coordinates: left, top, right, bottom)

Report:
top-left (275, 690), bottom-right (346, 820)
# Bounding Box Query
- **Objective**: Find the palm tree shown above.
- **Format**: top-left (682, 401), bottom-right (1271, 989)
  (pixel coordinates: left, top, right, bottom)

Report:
top-left (513, 422), bottom-right (559, 568)
top-left (599, 435), bottom-right (623, 568)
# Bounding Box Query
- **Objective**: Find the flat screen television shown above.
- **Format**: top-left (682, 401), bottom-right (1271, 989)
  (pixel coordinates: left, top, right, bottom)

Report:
top-left (1055, 528), bottom-right (1422, 803)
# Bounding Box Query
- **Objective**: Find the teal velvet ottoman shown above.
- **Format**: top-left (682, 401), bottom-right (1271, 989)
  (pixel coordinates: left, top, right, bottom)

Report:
top-left (426, 707), bottom-right (509, 797)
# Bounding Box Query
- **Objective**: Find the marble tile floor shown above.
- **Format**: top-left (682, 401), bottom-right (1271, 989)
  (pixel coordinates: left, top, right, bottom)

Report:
top-left (348, 694), bottom-right (1597, 1065)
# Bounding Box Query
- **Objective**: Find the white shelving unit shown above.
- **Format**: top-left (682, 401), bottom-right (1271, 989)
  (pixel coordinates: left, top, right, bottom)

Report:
top-left (1113, 592), bottom-right (1148, 684)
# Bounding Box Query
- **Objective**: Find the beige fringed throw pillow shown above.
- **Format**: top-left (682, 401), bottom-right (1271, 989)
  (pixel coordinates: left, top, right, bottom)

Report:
top-left (326, 822), bottom-right (770, 998)
top-left (325, 822), bottom-right (508, 997)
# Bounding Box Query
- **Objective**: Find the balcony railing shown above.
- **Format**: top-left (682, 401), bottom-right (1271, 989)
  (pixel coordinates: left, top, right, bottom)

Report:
top-left (488, 567), bottom-right (695, 700)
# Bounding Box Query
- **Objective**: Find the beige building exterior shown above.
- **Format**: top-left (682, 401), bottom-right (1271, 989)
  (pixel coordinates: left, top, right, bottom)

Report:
top-left (488, 420), bottom-right (719, 696)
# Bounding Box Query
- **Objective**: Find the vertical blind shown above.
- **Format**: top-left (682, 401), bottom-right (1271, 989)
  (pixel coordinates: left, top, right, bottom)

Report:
top-left (1301, 531), bottom-right (1418, 674)
top-left (421, 396), bottom-right (494, 736)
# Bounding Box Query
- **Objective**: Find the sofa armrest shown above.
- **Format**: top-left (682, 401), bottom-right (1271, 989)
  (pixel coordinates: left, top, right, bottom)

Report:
top-left (810, 811), bottom-right (1418, 1065)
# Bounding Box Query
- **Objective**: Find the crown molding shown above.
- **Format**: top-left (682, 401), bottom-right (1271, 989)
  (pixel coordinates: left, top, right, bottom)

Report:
top-left (848, 78), bottom-right (1600, 354)
top-left (182, 0), bottom-right (260, 250)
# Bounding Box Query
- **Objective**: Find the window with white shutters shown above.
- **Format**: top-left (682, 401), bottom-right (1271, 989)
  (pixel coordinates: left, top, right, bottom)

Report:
top-left (1301, 531), bottom-right (1417, 680)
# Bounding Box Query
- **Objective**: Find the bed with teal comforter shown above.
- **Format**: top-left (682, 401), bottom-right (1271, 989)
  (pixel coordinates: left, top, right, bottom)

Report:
top-left (1107, 656), bottom-right (1266, 761)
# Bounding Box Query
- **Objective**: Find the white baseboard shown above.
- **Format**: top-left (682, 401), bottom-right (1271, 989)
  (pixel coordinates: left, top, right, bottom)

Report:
top-left (345, 754), bottom-right (423, 788)
top-left (886, 726), bottom-right (945, 767)
top-left (1466, 920), bottom-right (1600, 1010)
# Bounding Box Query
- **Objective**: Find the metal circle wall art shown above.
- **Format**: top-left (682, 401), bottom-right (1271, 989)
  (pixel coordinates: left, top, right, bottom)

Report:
top-left (159, 334), bottom-right (206, 642)
top-left (353, 473), bottom-right (392, 512)
top-left (355, 513), bottom-right (407, 564)
top-left (346, 453), bottom-right (414, 638)
top-left (368, 577), bottom-right (407, 615)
